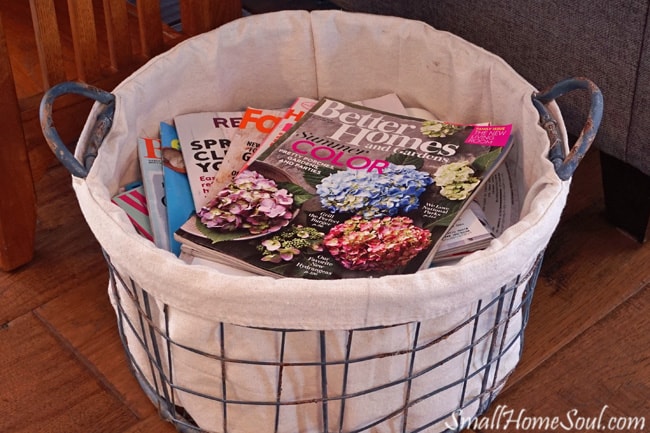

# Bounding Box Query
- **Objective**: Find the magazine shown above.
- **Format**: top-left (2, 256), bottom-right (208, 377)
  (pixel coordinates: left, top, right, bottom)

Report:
top-left (180, 201), bottom-right (495, 270)
top-left (432, 202), bottom-right (494, 263)
top-left (356, 92), bottom-right (409, 115)
top-left (473, 161), bottom-right (521, 237)
top-left (246, 97), bottom-right (317, 170)
top-left (206, 94), bottom-right (409, 199)
top-left (174, 110), bottom-right (244, 212)
top-left (111, 182), bottom-right (154, 242)
top-left (175, 97), bottom-right (513, 279)
top-left (161, 121), bottom-right (195, 256)
top-left (137, 137), bottom-right (170, 250)
top-left (244, 93), bottom-right (409, 171)
top-left (179, 245), bottom-right (259, 276)
top-left (208, 108), bottom-right (285, 195)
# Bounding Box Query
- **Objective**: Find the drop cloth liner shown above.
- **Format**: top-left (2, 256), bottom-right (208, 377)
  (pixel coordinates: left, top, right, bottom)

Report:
top-left (72, 10), bottom-right (570, 433)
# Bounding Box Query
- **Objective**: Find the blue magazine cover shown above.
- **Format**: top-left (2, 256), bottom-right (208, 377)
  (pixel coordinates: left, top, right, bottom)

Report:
top-left (161, 121), bottom-right (195, 256)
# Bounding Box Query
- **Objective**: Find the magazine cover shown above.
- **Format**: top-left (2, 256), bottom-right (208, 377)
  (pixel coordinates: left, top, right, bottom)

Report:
top-left (246, 97), bottom-right (318, 169)
top-left (175, 97), bottom-right (513, 279)
top-left (111, 183), bottom-right (153, 242)
top-left (137, 137), bottom-right (170, 251)
top-left (174, 111), bottom-right (244, 212)
top-left (243, 93), bottom-right (409, 172)
top-left (208, 108), bottom-right (285, 195)
top-left (160, 121), bottom-right (195, 256)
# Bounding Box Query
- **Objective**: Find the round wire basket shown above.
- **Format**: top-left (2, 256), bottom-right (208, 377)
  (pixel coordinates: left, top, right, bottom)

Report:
top-left (40, 10), bottom-right (602, 433)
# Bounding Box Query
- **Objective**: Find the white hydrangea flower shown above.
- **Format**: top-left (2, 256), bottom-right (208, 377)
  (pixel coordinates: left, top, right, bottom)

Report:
top-left (433, 161), bottom-right (480, 200)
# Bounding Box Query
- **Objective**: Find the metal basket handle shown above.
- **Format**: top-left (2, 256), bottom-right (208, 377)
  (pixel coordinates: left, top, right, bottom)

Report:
top-left (40, 81), bottom-right (115, 179)
top-left (532, 77), bottom-right (603, 181)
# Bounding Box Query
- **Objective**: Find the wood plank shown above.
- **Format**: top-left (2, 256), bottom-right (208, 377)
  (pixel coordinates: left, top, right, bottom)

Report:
top-left (35, 264), bottom-right (160, 420)
top-left (0, 164), bottom-right (174, 431)
top-left (122, 415), bottom-right (178, 433)
top-left (1, 0), bottom-right (185, 100)
top-left (478, 283), bottom-right (650, 433)
top-left (0, 165), bottom-right (104, 322)
top-left (67, 0), bottom-right (102, 82)
top-left (503, 151), bottom-right (650, 387)
top-left (0, 0), bottom-right (46, 97)
top-left (0, 12), bottom-right (37, 271)
top-left (29, 0), bottom-right (67, 87)
top-left (0, 313), bottom-right (139, 433)
top-left (1, 0), bottom-right (99, 97)
top-left (136, 0), bottom-right (165, 58)
top-left (0, 163), bottom-right (172, 430)
top-left (102, 0), bottom-right (135, 71)
top-left (179, 0), bottom-right (242, 36)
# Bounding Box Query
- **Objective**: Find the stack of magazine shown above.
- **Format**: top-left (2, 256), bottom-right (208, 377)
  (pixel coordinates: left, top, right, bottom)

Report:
top-left (112, 93), bottom-right (515, 279)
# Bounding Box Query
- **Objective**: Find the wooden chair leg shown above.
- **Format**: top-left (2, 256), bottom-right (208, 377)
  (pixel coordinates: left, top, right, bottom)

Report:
top-left (600, 151), bottom-right (650, 243)
top-left (0, 14), bottom-right (37, 271)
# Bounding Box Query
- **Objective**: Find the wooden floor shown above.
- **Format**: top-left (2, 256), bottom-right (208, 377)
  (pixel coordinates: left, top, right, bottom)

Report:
top-left (0, 144), bottom-right (647, 433)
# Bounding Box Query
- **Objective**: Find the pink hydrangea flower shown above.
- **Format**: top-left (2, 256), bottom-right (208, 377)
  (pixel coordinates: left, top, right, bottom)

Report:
top-left (324, 216), bottom-right (431, 272)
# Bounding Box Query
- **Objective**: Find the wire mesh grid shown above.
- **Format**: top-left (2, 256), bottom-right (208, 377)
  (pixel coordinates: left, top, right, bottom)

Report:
top-left (104, 251), bottom-right (543, 433)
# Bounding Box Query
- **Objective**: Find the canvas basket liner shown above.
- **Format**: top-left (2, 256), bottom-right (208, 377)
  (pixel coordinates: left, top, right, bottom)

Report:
top-left (71, 10), bottom-right (570, 433)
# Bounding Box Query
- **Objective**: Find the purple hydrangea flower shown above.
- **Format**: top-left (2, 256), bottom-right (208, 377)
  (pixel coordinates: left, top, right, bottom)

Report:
top-left (198, 170), bottom-right (294, 235)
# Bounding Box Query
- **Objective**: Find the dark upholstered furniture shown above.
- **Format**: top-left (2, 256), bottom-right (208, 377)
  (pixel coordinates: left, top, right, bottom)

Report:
top-left (331, 0), bottom-right (650, 242)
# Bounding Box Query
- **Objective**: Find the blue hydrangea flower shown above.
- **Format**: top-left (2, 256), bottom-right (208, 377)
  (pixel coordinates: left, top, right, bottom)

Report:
top-left (316, 164), bottom-right (433, 218)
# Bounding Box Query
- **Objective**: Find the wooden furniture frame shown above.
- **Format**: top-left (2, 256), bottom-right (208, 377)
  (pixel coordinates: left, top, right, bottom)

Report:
top-left (0, 0), bottom-right (241, 271)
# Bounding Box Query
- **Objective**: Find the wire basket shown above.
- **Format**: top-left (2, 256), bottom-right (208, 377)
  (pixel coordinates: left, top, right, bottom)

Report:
top-left (40, 10), bottom-right (602, 433)
top-left (107, 249), bottom-right (542, 433)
